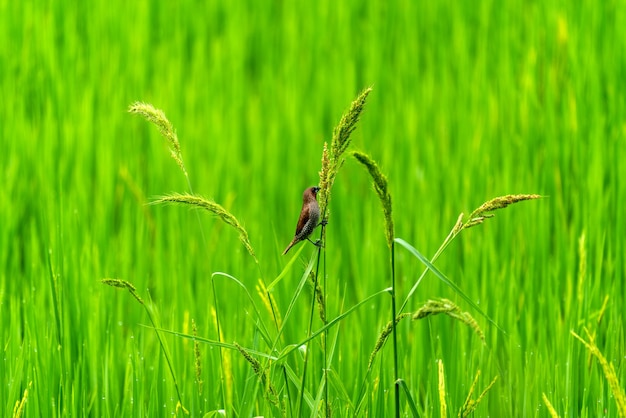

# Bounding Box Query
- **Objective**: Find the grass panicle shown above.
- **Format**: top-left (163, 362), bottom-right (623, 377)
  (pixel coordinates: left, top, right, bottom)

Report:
top-left (129, 102), bottom-right (188, 178)
top-left (318, 87), bottom-right (372, 214)
top-left (233, 342), bottom-right (281, 409)
top-left (458, 371), bottom-right (498, 417)
top-left (12, 382), bottom-right (31, 418)
top-left (398, 195), bottom-right (541, 316)
top-left (571, 328), bottom-right (626, 416)
top-left (308, 270), bottom-right (327, 324)
top-left (413, 299), bottom-right (485, 343)
top-left (367, 313), bottom-right (411, 370)
top-left (297, 88), bottom-right (372, 417)
top-left (542, 393), bottom-right (561, 418)
top-left (352, 151), bottom-right (394, 248)
top-left (192, 319), bottom-right (203, 395)
top-left (350, 149), bottom-right (400, 416)
top-left (463, 194), bottom-right (542, 229)
top-left (101, 278), bottom-right (144, 305)
top-left (151, 193), bottom-right (257, 263)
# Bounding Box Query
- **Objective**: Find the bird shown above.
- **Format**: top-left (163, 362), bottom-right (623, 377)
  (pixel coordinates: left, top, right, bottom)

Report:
top-left (282, 186), bottom-right (322, 255)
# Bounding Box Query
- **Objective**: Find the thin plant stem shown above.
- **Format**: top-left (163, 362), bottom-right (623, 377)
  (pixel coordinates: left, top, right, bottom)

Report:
top-left (323, 221), bottom-right (329, 417)
top-left (296, 216), bottom-right (327, 417)
top-left (391, 242), bottom-right (400, 418)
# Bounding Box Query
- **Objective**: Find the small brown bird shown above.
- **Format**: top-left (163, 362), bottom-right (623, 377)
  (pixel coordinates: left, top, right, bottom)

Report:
top-left (282, 186), bottom-right (322, 255)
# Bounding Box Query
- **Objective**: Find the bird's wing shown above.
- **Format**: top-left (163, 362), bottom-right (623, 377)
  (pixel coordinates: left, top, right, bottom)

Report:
top-left (294, 203), bottom-right (311, 235)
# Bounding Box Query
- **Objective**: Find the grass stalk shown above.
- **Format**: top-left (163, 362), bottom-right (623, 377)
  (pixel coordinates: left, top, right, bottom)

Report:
top-left (351, 151), bottom-right (399, 416)
top-left (571, 328), bottom-right (626, 416)
top-left (458, 371), bottom-right (498, 417)
top-left (399, 194), bottom-right (541, 315)
top-left (296, 88), bottom-right (372, 416)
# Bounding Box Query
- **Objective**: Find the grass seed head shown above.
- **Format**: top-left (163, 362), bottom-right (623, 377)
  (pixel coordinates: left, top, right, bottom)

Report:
top-left (464, 194), bottom-right (542, 229)
top-left (128, 102), bottom-right (187, 176)
top-left (151, 193), bottom-right (257, 263)
top-left (413, 299), bottom-right (485, 343)
top-left (352, 151), bottom-right (394, 249)
top-left (318, 87), bottom-right (372, 215)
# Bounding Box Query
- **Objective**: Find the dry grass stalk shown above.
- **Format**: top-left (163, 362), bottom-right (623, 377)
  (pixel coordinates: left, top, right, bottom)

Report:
top-left (413, 299), bottom-right (485, 343)
top-left (571, 328), bottom-right (626, 417)
top-left (152, 193), bottom-right (257, 263)
top-left (542, 393), bottom-right (561, 418)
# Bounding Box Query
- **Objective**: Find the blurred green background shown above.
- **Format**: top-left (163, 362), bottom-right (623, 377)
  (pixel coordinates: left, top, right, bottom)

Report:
top-left (1, 0), bottom-right (625, 416)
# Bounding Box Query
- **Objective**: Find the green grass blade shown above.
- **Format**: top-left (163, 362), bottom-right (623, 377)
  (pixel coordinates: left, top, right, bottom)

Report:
top-left (394, 238), bottom-right (504, 333)
top-left (276, 288), bottom-right (390, 361)
top-left (397, 379), bottom-right (420, 417)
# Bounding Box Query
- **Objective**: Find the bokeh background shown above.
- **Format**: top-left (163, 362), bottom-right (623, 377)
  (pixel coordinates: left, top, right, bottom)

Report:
top-left (1, 1), bottom-right (625, 416)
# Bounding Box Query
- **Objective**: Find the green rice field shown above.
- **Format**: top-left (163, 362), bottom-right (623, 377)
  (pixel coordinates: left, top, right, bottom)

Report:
top-left (1, 1), bottom-right (625, 416)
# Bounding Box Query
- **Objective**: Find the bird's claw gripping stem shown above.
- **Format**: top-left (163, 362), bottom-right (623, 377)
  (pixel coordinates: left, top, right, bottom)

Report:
top-left (308, 238), bottom-right (324, 248)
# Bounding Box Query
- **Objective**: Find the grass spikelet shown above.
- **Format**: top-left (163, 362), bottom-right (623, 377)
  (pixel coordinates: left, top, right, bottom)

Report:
top-left (352, 151), bottom-right (394, 249)
top-left (308, 270), bottom-right (326, 323)
top-left (332, 87), bottom-right (371, 158)
top-left (101, 278), bottom-right (144, 305)
top-left (367, 313), bottom-right (411, 370)
top-left (318, 87), bottom-right (372, 214)
top-left (128, 102), bottom-right (187, 177)
top-left (233, 342), bottom-right (280, 407)
top-left (541, 393), bottom-right (561, 418)
top-left (464, 194), bottom-right (542, 229)
top-left (192, 319), bottom-right (203, 395)
top-left (318, 142), bottom-right (331, 214)
top-left (413, 299), bottom-right (485, 343)
top-left (12, 381), bottom-right (31, 418)
top-left (571, 328), bottom-right (626, 416)
top-left (438, 359), bottom-right (447, 418)
top-left (152, 193), bottom-right (257, 263)
top-left (458, 371), bottom-right (498, 417)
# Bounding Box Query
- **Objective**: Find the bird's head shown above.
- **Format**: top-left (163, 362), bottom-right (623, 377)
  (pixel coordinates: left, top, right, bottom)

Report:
top-left (303, 186), bottom-right (321, 201)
